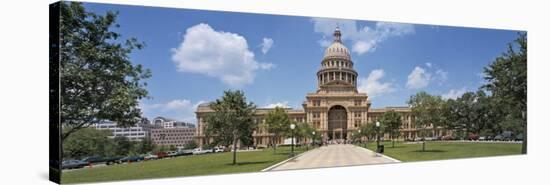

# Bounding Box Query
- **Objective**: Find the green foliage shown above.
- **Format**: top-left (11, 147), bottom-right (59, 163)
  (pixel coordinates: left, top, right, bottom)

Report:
top-left (62, 128), bottom-right (113, 159)
top-left (184, 140), bottom-right (198, 150)
top-left (408, 92), bottom-right (445, 135)
top-left (381, 110), bottom-right (402, 147)
top-left (205, 90), bottom-right (256, 164)
top-left (113, 136), bottom-right (132, 156)
top-left (483, 33), bottom-right (527, 153)
top-left (59, 2), bottom-right (151, 141)
top-left (136, 136), bottom-right (155, 154)
top-left (358, 122), bottom-right (377, 140)
top-left (264, 106), bottom-right (291, 152)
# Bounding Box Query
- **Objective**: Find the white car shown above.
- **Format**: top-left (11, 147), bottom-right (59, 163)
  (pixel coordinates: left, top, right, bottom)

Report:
top-left (192, 148), bottom-right (208, 155)
top-left (214, 147), bottom-right (224, 153)
top-left (144, 154), bottom-right (158, 160)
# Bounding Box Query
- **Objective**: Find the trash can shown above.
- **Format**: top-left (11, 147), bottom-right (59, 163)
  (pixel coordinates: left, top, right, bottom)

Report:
top-left (376, 145), bottom-right (384, 153)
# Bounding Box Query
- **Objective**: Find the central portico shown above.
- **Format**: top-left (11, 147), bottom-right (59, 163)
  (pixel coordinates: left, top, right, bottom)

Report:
top-left (302, 26), bottom-right (371, 142)
top-left (195, 26), bottom-right (419, 148)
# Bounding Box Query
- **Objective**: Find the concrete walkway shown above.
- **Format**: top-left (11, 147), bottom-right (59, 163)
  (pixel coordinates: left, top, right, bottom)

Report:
top-left (268, 144), bottom-right (399, 171)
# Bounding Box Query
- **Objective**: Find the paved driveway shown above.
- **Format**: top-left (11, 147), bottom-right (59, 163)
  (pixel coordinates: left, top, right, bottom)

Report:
top-left (268, 144), bottom-right (399, 171)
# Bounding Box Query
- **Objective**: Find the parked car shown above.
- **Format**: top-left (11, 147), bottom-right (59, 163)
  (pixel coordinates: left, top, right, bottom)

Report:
top-left (62, 160), bottom-right (88, 169)
top-left (479, 136), bottom-right (486, 141)
top-left (204, 148), bottom-right (214, 153)
top-left (167, 151), bottom-right (178, 157)
top-left (178, 149), bottom-right (194, 156)
top-left (144, 154), bottom-right (158, 161)
top-left (468, 133), bottom-right (480, 141)
top-left (104, 156), bottom-right (123, 165)
top-left (214, 147), bottom-right (224, 153)
top-left (441, 135), bottom-right (454, 141)
top-left (494, 135), bottom-right (503, 141)
top-left (119, 155), bottom-right (144, 163)
top-left (515, 133), bottom-right (524, 141)
top-left (81, 156), bottom-right (104, 164)
top-left (155, 152), bottom-right (168, 159)
top-left (192, 148), bottom-right (208, 155)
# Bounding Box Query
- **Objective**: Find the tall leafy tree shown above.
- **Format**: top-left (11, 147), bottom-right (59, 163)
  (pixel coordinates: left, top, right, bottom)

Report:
top-left (483, 33), bottom-right (527, 154)
top-left (205, 90), bottom-right (256, 165)
top-left (381, 110), bottom-right (402, 148)
top-left (264, 106), bottom-right (291, 153)
top-left (62, 128), bottom-right (113, 159)
top-left (59, 2), bottom-right (151, 141)
top-left (113, 136), bottom-right (132, 156)
top-left (136, 136), bottom-right (155, 154)
top-left (408, 92), bottom-right (445, 151)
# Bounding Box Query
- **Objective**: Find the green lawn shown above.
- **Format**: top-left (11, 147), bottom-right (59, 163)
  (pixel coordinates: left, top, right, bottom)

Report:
top-left (361, 141), bottom-right (522, 162)
top-left (62, 146), bottom-right (306, 184)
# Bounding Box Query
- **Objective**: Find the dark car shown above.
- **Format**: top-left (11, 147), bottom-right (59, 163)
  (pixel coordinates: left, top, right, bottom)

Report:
top-left (119, 156), bottom-right (144, 163)
top-left (81, 156), bottom-right (104, 164)
top-left (62, 160), bottom-right (88, 169)
top-left (515, 133), bottom-right (524, 141)
top-left (104, 156), bottom-right (123, 165)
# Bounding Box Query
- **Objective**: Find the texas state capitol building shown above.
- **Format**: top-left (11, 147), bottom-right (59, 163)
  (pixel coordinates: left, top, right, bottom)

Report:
top-left (196, 27), bottom-right (427, 147)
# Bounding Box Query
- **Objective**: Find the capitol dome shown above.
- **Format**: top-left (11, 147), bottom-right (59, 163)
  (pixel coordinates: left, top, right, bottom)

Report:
top-left (323, 26), bottom-right (351, 60)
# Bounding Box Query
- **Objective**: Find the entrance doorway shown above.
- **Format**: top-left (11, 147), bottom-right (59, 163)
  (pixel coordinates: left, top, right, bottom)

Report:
top-left (328, 105), bottom-right (347, 141)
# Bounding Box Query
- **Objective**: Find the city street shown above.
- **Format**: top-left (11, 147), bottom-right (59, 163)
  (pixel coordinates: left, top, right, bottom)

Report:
top-left (268, 144), bottom-right (399, 171)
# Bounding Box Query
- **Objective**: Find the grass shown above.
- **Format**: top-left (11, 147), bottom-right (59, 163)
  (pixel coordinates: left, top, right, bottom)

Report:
top-left (61, 146), bottom-right (306, 184)
top-left (361, 141), bottom-right (523, 162)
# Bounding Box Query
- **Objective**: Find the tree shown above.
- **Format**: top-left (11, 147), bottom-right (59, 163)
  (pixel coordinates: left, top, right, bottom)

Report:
top-left (184, 140), bottom-right (198, 150)
top-left (264, 106), bottom-right (291, 154)
top-left (483, 33), bottom-right (527, 154)
top-left (294, 121), bottom-right (315, 149)
top-left (113, 136), bottom-right (132, 156)
top-left (136, 136), bottom-right (155, 154)
top-left (205, 90), bottom-right (256, 165)
top-left (62, 128), bottom-right (113, 159)
top-left (381, 110), bottom-right (402, 148)
top-left (408, 92), bottom-right (445, 151)
top-left (59, 2), bottom-right (151, 142)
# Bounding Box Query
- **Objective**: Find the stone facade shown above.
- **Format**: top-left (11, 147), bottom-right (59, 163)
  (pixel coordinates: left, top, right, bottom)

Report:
top-left (195, 27), bottom-right (441, 148)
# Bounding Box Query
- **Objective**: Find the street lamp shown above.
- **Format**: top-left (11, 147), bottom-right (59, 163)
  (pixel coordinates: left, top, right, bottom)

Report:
top-left (312, 131), bottom-right (316, 148)
top-left (376, 121), bottom-right (381, 154)
top-left (290, 123), bottom-right (296, 157)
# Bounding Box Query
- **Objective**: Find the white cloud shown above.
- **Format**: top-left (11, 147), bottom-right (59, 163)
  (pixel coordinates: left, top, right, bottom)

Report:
top-left (141, 99), bottom-right (206, 123)
top-left (358, 69), bottom-right (395, 97)
top-left (171, 23), bottom-right (273, 87)
top-left (425, 62), bottom-right (432, 68)
top-left (263, 101), bottom-right (290, 108)
top-left (312, 18), bottom-right (414, 55)
top-left (442, 87), bottom-right (467, 100)
top-left (260, 37), bottom-right (274, 54)
top-left (406, 66), bottom-right (431, 89)
top-left (435, 69), bottom-right (448, 82)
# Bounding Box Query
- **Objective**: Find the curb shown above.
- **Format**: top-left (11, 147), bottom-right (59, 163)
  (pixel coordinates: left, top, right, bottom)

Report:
top-left (356, 145), bottom-right (401, 163)
top-left (260, 148), bottom-right (315, 172)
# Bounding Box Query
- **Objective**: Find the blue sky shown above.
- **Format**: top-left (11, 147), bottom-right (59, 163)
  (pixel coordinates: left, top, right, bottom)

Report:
top-left (83, 3), bottom-right (523, 124)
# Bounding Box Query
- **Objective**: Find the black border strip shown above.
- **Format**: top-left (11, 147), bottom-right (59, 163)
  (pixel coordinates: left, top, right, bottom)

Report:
top-left (49, 1), bottom-right (61, 184)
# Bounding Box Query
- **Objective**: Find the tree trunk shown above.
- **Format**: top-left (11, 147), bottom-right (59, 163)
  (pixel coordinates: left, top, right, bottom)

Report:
top-left (392, 135), bottom-right (395, 148)
top-left (272, 136), bottom-right (277, 154)
top-left (232, 138), bottom-right (238, 165)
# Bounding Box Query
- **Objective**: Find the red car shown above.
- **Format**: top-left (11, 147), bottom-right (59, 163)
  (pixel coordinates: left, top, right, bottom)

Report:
top-left (155, 152), bottom-right (168, 159)
top-left (468, 133), bottom-right (480, 141)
